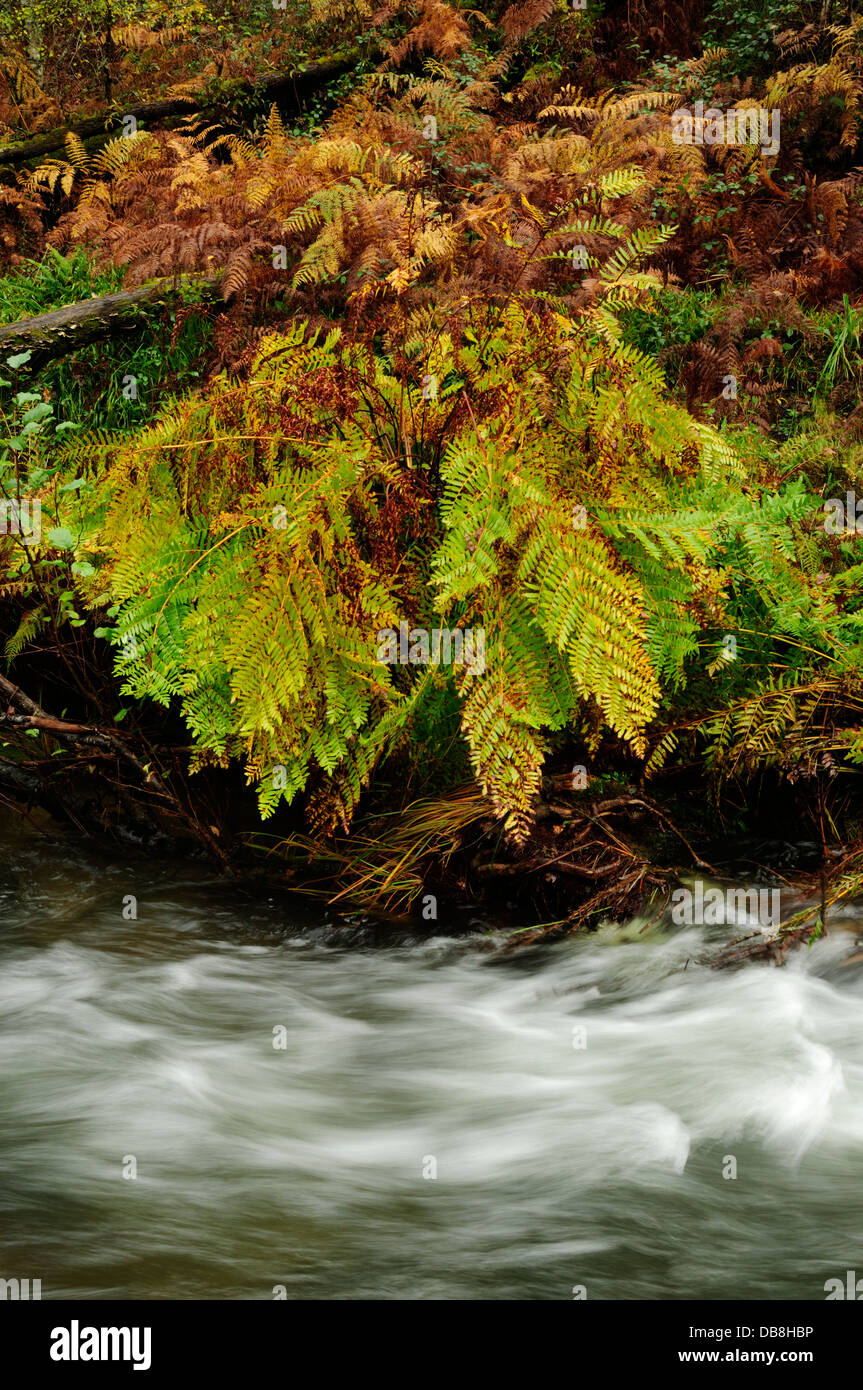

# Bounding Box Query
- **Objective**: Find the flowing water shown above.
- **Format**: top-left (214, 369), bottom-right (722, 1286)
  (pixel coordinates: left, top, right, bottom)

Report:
top-left (1, 816), bottom-right (862, 1301)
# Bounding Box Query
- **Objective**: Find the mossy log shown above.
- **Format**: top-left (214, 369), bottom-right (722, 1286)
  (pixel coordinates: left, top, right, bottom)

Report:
top-left (0, 55), bottom-right (359, 168)
top-left (0, 275), bottom-right (221, 368)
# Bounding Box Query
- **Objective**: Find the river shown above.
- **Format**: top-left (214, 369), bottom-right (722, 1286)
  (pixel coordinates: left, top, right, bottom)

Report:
top-left (1, 815), bottom-right (861, 1300)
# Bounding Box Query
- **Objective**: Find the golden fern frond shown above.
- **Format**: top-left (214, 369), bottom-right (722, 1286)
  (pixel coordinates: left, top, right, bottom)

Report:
top-left (262, 104), bottom-right (288, 159)
top-left (90, 132), bottom-right (159, 180)
top-left (539, 88), bottom-right (676, 125)
top-left (683, 46), bottom-right (729, 75)
top-left (65, 132), bottom-right (89, 169)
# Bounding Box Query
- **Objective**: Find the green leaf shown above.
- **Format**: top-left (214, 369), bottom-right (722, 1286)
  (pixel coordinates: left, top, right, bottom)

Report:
top-left (21, 402), bottom-right (53, 425)
top-left (47, 526), bottom-right (76, 549)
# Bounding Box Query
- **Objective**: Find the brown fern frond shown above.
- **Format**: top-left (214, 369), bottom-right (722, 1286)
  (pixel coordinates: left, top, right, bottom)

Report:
top-left (500, 0), bottom-right (554, 42)
top-left (385, 2), bottom-right (472, 65)
top-left (114, 25), bottom-right (192, 49)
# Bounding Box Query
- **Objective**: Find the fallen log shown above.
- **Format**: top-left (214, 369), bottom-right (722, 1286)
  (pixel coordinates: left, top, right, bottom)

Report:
top-left (0, 274), bottom-right (221, 368)
top-left (0, 56), bottom-right (360, 169)
top-left (0, 97), bottom-right (198, 168)
top-left (700, 923), bottom-right (819, 969)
